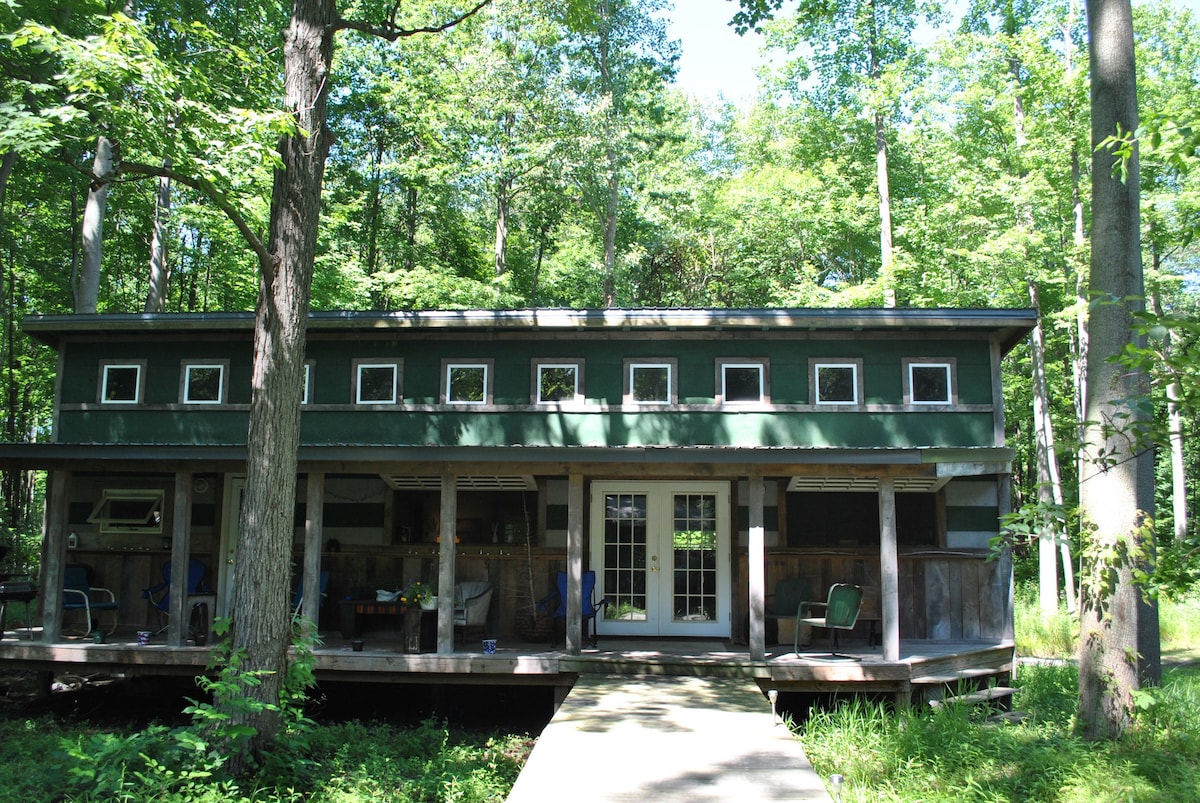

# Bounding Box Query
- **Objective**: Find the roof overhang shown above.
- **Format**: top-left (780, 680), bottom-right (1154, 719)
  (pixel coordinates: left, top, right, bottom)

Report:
top-left (21, 307), bottom-right (1038, 356)
top-left (0, 443), bottom-right (1016, 483)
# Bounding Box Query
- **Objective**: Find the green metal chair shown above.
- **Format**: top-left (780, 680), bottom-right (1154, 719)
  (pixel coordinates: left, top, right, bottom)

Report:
top-left (795, 583), bottom-right (864, 659)
top-left (63, 564), bottom-right (120, 636)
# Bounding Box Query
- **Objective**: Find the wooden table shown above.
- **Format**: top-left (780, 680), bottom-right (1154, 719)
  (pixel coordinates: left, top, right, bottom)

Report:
top-left (339, 600), bottom-right (435, 651)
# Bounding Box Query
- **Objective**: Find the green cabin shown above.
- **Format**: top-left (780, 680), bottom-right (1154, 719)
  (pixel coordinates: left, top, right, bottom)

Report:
top-left (1, 307), bottom-right (1035, 697)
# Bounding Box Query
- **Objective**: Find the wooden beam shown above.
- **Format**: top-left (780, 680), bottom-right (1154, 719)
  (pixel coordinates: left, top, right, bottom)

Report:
top-left (748, 477), bottom-right (766, 662)
top-left (879, 477), bottom-right (900, 662)
top-left (302, 473), bottom-right (325, 639)
top-left (39, 470), bottom-right (70, 642)
top-left (167, 473), bottom-right (192, 646)
top-left (565, 474), bottom-right (584, 655)
top-left (437, 472), bottom-right (457, 654)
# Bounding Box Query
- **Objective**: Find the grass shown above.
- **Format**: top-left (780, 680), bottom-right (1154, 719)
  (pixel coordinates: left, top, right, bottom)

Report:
top-left (796, 589), bottom-right (1200, 802)
top-left (0, 711), bottom-right (532, 802)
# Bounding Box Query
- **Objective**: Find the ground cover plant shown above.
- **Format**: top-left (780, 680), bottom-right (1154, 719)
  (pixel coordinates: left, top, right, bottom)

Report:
top-left (0, 710), bottom-right (531, 802)
top-left (797, 593), bottom-right (1200, 802)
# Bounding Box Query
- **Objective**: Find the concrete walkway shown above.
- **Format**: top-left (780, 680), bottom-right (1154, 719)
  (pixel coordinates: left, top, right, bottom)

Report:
top-left (506, 675), bottom-right (832, 802)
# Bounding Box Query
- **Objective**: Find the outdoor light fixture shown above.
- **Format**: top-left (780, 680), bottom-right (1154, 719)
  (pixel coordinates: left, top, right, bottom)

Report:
top-left (767, 689), bottom-right (779, 725)
top-left (828, 773), bottom-right (844, 803)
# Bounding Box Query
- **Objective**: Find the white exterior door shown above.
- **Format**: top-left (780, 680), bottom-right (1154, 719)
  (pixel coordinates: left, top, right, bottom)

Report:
top-left (590, 481), bottom-right (730, 637)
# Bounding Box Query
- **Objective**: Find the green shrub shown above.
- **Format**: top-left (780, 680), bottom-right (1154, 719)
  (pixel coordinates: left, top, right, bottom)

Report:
top-left (797, 664), bottom-right (1200, 802)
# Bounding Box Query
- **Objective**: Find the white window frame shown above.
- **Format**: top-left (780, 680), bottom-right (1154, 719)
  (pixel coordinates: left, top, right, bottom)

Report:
top-left (716, 359), bottom-right (768, 405)
top-left (87, 488), bottom-right (165, 534)
top-left (99, 361), bottom-right (145, 405)
top-left (624, 359), bottom-right (677, 405)
top-left (533, 359), bottom-right (584, 405)
top-left (354, 360), bottom-right (401, 405)
top-left (810, 359), bottom-right (862, 406)
top-left (443, 360), bottom-right (493, 405)
top-left (181, 361), bottom-right (228, 405)
top-left (904, 358), bottom-right (956, 405)
top-left (302, 360), bottom-right (314, 405)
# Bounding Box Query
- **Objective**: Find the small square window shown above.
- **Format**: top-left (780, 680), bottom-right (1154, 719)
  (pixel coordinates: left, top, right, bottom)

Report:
top-left (356, 362), bottom-right (398, 404)
top-left (719, 362), bottom-right (766, 404)
top-left (907, 360), bottom-right (954, 405)
top-left (813, 361), bottom-right (860, 405)
top-left (627, 361), bottom-right (674, 404)
top-left (183, 363), bottom-right (226, 404)
top-left (536, 363), bottom-right (580, 404)
top-left (100, 363), bottom-right (142, 404)
top-left (445, 362), bottom-right (490, 404)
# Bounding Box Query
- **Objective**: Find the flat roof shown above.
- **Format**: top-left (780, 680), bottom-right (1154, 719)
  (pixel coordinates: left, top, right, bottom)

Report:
top-left (22, 307), bottom-right (1037, 354)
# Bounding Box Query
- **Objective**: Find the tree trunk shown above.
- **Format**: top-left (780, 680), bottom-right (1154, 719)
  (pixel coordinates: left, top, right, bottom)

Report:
top-left (1029, 283), bottom-right (1060, 617)
top-left (494, 110), bottom-right (514, 278)
top-left (1150, 292), bottom-right (1189, 548)
top-left (365, 135), bottom-right (384, 308)
top-left (78, 135), bottom-right (113, 314)
top-left (145, 160), bottom-right (172, 313)
top-left (1078, 0), bottom-right (1160, 741)
top-left (875, 109), bottom-right (893, 305)
top-left (223, 0), bottom-right (335, 769)
top-left (495, 174), bottom-right (511, 278)
top-left (602, 155), bottom-right (618, 307)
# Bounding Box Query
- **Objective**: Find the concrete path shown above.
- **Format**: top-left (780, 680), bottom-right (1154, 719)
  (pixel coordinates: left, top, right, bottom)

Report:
top-left (506, 675), bottom-right (832, 802)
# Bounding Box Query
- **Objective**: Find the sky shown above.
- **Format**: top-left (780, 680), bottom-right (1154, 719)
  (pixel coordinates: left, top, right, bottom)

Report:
top-left (664, 0), bottom-right (763, 105)
top-left (663, 0), bottom-right (1200, 105)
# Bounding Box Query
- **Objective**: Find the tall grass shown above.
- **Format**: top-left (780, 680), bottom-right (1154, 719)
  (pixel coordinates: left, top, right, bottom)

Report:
top-left (798, 586), bottom-right (1200, 801)
top-left (1014, 582), bottom-right (1200, 662)
top-left (1013, 582), bottom-right (1077, 658)
top-left (799, 664), bottom-right (1200, 802)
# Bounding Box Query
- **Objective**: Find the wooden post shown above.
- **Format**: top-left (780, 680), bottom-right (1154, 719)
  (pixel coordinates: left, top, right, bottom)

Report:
top-left (748, 476), bottom-right (766, 662)
top-left (302, 472), bottom-right (325, 638)
top-left (437, 472), bottom-right (457, 654)
top-left (168, 473), bottom-right (193, 646)
top-left (878, 476), bottom-right (900, 662)
top-left (39, 470), bottom-right (70, 642)
top-left (566, 473), bottom-right (584, 655)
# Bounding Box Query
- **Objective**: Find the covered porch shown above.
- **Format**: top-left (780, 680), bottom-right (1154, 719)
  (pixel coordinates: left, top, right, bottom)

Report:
top-left (0, 629), bottom-right (1013, 708)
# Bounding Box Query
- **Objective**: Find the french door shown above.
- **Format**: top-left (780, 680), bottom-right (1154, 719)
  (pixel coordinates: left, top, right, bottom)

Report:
top-left (590, 481), bottom-right (730, 637)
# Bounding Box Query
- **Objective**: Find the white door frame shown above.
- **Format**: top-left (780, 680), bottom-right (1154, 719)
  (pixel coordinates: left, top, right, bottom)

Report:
top-left (590, 480), bottom-right (731, 638)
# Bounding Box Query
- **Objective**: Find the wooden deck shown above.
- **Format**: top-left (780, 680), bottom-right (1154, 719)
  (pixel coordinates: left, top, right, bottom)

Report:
top-left (1, 626), bottom-right (1012, 705)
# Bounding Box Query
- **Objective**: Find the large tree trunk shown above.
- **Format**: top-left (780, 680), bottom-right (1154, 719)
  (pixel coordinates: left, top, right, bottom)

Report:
top-left (145, 161), bottom-right (172, 312)
top-left (223, 0), bottom-right (335, 768)
top-left (77, 135), bottom-right (113, 314)
top-left (1078, 0), bottom-right (1160, 742)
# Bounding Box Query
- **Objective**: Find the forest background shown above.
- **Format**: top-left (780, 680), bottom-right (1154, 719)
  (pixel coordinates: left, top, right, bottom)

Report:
top-left (1, 0), bottom-right (1198, 600)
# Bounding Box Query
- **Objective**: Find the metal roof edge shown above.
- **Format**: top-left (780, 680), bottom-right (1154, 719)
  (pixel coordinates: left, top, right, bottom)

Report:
top-left (22, 307), bottom-right (1037, 351)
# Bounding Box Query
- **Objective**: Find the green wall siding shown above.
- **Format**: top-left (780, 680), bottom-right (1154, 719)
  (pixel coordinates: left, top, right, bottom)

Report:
top-left (53, 332), bottom-right (1002, 449)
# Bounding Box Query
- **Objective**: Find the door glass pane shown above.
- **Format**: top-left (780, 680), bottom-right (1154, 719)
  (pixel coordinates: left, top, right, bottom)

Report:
top-left (603, 493), bottom-right (647, 621)
top-left (672, 493), bottom-right (717, 622)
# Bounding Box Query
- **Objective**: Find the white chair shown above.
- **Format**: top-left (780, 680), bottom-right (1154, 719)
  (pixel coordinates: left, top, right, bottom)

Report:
top-left (452, 581), bottom-right (493, 642)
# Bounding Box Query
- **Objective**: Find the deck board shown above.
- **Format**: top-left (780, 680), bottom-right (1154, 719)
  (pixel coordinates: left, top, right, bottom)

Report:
top-left (2, 628), bottom-right (1013, 700)
top-left (507, 674), bottom-right (831, 802)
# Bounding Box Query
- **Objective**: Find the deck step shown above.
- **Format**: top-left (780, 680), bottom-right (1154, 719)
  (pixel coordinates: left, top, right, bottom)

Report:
top-left (910, 667), bottom-right (1005, 685)
top-left (929, 686), bottom-right (1016, 708)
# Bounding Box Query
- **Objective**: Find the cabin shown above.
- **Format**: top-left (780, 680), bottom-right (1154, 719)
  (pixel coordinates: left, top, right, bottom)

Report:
top-left (0, 308), bottom-right (1035, 706)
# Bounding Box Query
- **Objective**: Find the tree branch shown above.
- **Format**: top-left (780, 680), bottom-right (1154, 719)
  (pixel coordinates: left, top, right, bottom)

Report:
top-left (78, 158), bottom-right (271, 270)
top-left (336, 0), bottom-right (492, 41)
